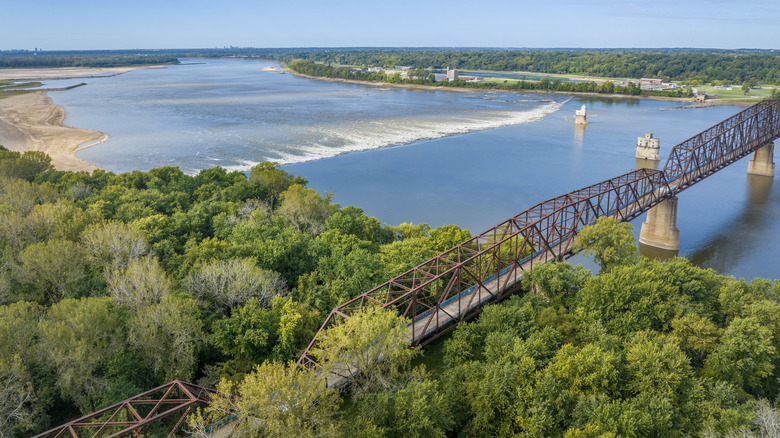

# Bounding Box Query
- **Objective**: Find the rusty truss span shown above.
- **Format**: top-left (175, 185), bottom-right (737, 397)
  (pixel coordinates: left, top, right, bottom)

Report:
top-left (298, 100), bottom-right (780, 370)
top-left (32, 381), bottom-right (214, 438)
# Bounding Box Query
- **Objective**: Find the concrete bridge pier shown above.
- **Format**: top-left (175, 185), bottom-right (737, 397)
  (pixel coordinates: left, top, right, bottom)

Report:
top-left (639, 196), bottom-right (680, 251)
top-left (747, 142), bottom-right (775, 177)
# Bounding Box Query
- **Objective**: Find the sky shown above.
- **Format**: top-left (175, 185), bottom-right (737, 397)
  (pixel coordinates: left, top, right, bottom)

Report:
top-left (1, 0), bottom-right (778, 50)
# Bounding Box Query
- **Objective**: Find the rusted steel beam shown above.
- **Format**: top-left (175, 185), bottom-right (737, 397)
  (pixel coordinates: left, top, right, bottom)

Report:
top-left (299, 101), bottom-right (780, 372)
top-left (32, 381), bottom-right (214, 438)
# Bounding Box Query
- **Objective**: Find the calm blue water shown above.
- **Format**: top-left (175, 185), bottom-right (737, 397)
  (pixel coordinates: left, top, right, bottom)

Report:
top-left (48, 59), bottom-right (780, 280)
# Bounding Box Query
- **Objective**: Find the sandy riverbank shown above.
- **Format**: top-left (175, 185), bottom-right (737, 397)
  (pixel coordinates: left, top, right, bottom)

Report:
top-left (0, 65), bottom-right (169, 172)
top-left (0, 91), bottom-right (104, 172)
top-left (0, 65), bottom-right (165, 81)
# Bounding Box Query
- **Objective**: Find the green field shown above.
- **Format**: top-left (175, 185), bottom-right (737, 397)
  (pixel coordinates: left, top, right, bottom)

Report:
top-left (695, 83), bottom-right (776, 102)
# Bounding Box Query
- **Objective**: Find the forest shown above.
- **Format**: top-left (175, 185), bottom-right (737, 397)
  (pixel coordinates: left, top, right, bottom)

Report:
top-left (285, 59), bottom-right (670, 97)
top-left (1, 147), bottom-right (779, 437)
top-left (1, 48), bottom-right (778, 85)
top-left (0, 52), bottom-right (179, 69)
top-left (272, 49), bottom-right (780, 85)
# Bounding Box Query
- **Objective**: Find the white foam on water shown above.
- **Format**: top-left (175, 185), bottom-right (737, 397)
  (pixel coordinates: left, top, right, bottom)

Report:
top-left (270, 100), bottom-right (565, 166)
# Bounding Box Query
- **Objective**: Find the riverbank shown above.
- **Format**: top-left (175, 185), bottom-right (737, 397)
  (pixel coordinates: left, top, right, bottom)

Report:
top-left (0, 91), bottom-right (104, 172)
top-left (0, 65), bottom-right (166, 81)
top-left (283, 65), bottom-right (759, 107)
top-left (0, 65), bottom-right (169, 172)
top-left (284, 67), bottom-right (692, 101)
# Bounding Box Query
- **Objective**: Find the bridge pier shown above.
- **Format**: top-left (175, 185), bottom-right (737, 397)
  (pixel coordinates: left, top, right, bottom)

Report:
top-left (639, 196), bottom-right (680, 251)
top-left (747, 142), bottom-right (775, 177)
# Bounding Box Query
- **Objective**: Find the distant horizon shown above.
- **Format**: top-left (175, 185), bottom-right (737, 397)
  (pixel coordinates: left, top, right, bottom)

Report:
top-left (2, 0), bottom-right (778, 51)
top-left (1, 46), bottom-right (777, 53)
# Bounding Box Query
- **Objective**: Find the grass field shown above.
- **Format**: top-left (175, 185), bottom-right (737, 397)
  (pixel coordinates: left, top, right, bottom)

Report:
top-left (695, 84), bottom-right (776, 102)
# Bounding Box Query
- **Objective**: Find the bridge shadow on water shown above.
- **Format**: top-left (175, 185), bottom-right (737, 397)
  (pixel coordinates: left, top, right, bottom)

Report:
top-left (674, 174), bottom-right (774, 276)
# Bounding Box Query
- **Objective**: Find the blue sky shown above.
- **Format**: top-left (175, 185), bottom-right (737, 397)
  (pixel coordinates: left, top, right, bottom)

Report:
top-left (2, 0), bottom-right (778, 50)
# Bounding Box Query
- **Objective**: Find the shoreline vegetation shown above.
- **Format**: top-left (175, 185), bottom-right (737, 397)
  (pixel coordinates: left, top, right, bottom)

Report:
top-left (283, 64), bottom-right (711, 104)
top-left (282, 59), bottom-right (772, 107)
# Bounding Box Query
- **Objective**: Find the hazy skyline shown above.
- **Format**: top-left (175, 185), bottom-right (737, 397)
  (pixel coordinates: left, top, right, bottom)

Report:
top-left (2, 0), bottom-right (778, 50)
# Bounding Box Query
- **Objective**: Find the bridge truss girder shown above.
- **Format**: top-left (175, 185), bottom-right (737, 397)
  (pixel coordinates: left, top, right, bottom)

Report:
top-left (32, 381), bottom-right (214, 438)
top-left (298, 100), bottom-right (780, 370)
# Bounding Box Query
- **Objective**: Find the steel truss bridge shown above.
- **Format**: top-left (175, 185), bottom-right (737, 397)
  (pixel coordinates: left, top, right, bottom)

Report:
top-left (298, 100), bottom-right (780, 372)
top-left (32, 381), bottom-right (213, 438)
top-left (34, 101), bottom-right (780, 436)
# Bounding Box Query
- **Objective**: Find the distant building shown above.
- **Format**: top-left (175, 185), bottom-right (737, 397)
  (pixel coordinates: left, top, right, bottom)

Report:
top-left (574, 105), bottom-right (588, 125)
top-left (695, 90), bottom-right (708, 103)
top-left (447, 66), bottom-right (459, 81)
top-left (640, 78), bottom-right (663, 87)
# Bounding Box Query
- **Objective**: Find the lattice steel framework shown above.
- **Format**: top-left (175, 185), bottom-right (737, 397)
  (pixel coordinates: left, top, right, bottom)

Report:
top-left (664, 100), bottom-right (780, 192)
top-left (298, 100), bottom-right (780, 370)
top-left (32, 381), bottom-right (214, 438)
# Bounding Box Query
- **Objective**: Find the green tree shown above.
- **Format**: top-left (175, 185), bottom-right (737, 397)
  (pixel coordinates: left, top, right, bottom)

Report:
top-left (11, 239), bottom-right (86, 304)
top-left (704, 316), bottom-right (777, 396)
top-left (38, 297), bottom-right (126, 413)
top-left (193, 362), bottom-right (340, 438)
top-left (547, 343), bottom-right (623, 397)
top-left (312, 307), bottom-right (419, 392)
top-left (209, 296), bottom-right (316, 367)
top-left (248, 161), bottom-right (303, 206)
top-left (0, 151), bottom-right (53, 181)
top-left (325, 205), bottom-right (385, 243)
top-left (81, 221), bottom-right (149, 272)
top-left (107, 256), bottom-right (171, 311)
top-left (209, 298), bottom-right (276, 364)
top-left (293, 230), bottom-right (384, 312)
top-left (276, 184), bottom-right (332, 235)
top-left (574, 217), bottom-right (638, 272)
top-left (0, 355), bottom-right (36, 438)
top-left (577, 261), bottom-right (684, 337)
top-left (186, 258), bottom-right (286, 316)
top-left (0, 177), bottom-right (56, 217)
top-left (354, 379), bottom-right (454, 438)
top-left (128, 294), bottom-right (203, 382)
top-left (527, 261), bottom-right (591, 307)
top-left (379, 237), bottom-right (437, 277)
top-left (428, 224), bottom-right (471, 252)
top-left (0, 302), bottom-right (45, 434)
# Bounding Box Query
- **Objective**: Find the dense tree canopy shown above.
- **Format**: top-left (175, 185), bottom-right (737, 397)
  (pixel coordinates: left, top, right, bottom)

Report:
top-left (0, 153), bottom-right (472, 434)
top-left (1, 149), bottom-right (778, 436)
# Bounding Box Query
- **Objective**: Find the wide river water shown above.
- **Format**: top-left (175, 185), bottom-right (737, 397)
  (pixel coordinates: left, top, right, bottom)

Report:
top-left (48, 59), bottom-right (779, 280)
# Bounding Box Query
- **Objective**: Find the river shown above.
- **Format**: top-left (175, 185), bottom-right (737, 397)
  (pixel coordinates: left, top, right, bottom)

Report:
top-left (48, 58), bottom-right (780, 280)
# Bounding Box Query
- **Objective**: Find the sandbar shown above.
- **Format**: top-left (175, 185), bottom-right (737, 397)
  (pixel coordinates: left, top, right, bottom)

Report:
top-left (0, 65), bottom-right (164, 81)
top-left (0, 91), bottom-right (103, 172)
top-left (0, 65), bottom-right (166, 172)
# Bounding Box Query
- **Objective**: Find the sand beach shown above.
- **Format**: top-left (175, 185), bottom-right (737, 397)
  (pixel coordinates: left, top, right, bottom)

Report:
top-left (0, 65), bottom-right (163, 172)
